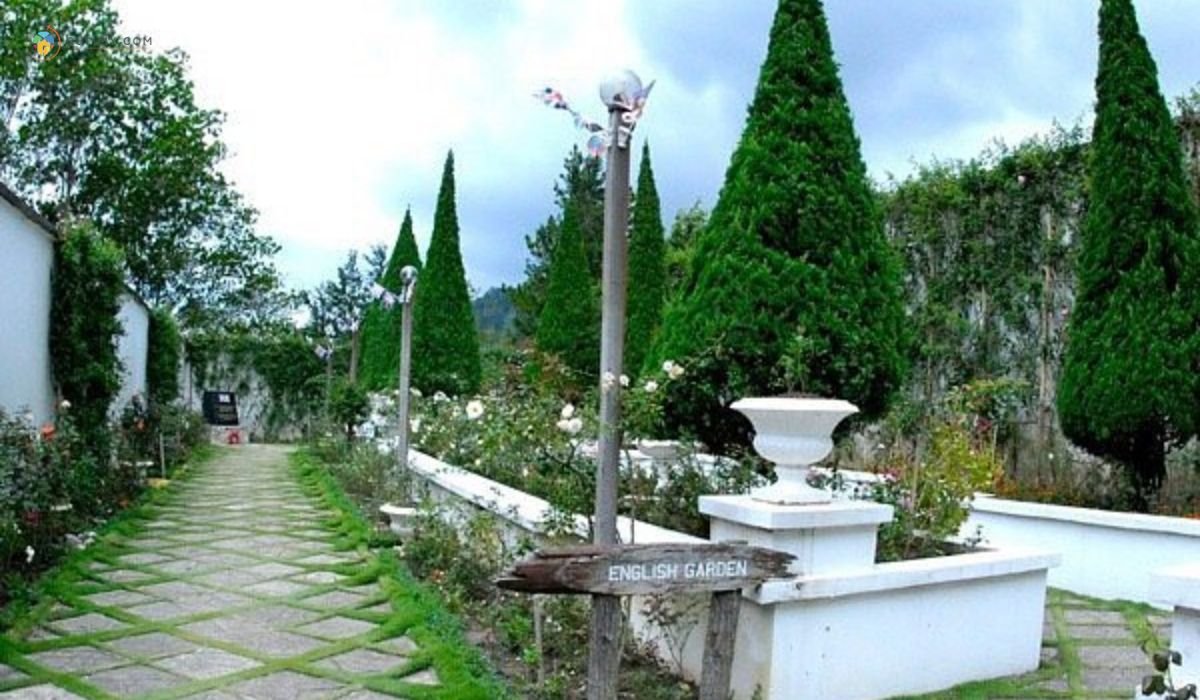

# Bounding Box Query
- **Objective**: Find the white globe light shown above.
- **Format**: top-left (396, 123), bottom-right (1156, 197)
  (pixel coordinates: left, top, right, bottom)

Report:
top-left (400, 265), bottom-right (418, 285)
top-left (598, 69), bottom-right (643, 109)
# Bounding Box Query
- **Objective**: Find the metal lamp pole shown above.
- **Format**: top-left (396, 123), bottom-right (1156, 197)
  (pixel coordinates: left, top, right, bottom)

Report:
top-left (587, 70), bottom-right (640, 700)
top-left (395, 265), bottom-right (418, 494)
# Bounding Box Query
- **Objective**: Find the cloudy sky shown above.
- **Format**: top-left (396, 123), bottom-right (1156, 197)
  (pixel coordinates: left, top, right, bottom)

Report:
top-left (109, 0), bottom-right (1200, 295)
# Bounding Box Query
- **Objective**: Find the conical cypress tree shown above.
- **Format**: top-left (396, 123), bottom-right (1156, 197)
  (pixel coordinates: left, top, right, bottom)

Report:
top-left (1057, 0), bottom-right (1200, 501)
top-left (649, 0), bottom-right (908, 451)
top-left (536, 202), bottom-right (599, 381)
top-left (359, 209), bottom-right (422, 391)
top-left (412, 152), bottom-right (482, 395)
top-left (626, 142), bottom-right (666, 378)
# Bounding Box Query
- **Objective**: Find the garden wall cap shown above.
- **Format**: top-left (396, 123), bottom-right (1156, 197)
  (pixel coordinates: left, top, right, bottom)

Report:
top-left (1151, 562), bottom-right (1200, 610)
top-left (731, 397), bottom-right (859, 414)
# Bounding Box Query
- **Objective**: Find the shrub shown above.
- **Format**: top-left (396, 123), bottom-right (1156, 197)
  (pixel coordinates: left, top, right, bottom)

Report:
top-left (147, 309), bottom-right (182, 406)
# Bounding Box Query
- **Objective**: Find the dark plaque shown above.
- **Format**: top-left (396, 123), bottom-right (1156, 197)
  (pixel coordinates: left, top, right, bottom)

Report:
top-left (202, 391), bottom-right (240, 426)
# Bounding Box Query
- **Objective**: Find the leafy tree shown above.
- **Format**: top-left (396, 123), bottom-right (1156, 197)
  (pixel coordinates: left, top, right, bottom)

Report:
top-left (147, 308), bottom-right (182, 406)
top-left (664, 202), bottom-right (707, 295)
top-left (512, 146), bottom-right (605, 337)
top-left (1, 0), bottom-right (283, 327)
top-left (306, 250), bottom-right (375, 384)
top-left (412, 152), bottom-right (481, 395)
top-left (650, 0), bottom-right (909, 451)
top-left (1057, 0), bottom-right (1200, 501)
top-left (626, 142), bottom-right (666, 377)
top-left (536, 203), bottom-right (599, 381)
top-left (360, 211), bottom-right (423, 390)
top-left (51, 221), bottom-right (125, 440)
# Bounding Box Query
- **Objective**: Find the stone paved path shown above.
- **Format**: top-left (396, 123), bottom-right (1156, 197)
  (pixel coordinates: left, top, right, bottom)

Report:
top-left (0, 445), bottom-right (443, 699)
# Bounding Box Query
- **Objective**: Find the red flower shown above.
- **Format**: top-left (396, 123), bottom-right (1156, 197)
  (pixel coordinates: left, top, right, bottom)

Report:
top-left (40, 423), bottom-right (55, 441)
top-left (22, 510), bottom-right (42, 527)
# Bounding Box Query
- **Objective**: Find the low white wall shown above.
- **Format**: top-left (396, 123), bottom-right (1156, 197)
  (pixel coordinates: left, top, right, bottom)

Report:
top-left (967, 496), bottom-right (1200, 604)
top-left (113, 292), bottom-right (150, 414)
top-left (0, 191), bottom-right (55, 425)
top-left (821, 466), bottom-right (1200, 605)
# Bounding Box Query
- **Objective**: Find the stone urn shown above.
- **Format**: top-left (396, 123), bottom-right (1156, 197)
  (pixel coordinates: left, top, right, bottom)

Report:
top-left (731, 397), bottom-right (859, 505)
top-left (379, 503), bottom-right (418, 541)
top-left (636, 439), bottom-right (681, 483)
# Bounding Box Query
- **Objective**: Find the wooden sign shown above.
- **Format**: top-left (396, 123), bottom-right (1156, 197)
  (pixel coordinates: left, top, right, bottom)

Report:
top-left (201, 391), bottom-right (240, 426)
top-left (497, 542), bottom-right (793, 596)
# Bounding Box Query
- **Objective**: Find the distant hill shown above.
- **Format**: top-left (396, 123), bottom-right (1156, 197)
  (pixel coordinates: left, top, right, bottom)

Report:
top-left (473, 286), bottom-right (516, 337)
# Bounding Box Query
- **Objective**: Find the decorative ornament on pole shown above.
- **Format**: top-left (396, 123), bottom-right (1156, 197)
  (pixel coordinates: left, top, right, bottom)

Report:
top-left (534, 73), bottom-right (654, 157)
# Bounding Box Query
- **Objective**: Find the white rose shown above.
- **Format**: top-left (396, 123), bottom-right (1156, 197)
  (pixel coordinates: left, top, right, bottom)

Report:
top-left (410, 418), bottom-right (421, 434)
top-left (434, 391), bottom-right (448, 403)
top-left (643, 380), bottom-right (658, 393)
top-left (410, 387), bottom-right (422, 398)
top-left (59, 399), bottom-right (72, 410)
top-left (465, 400), bottom-right (485, 420)
top-left (561, 403), bottom-right (576, 419)
top-left (25, 546), bottom-right (35, 563)
top-left (662, 360), bottom-right (675, 374)
top-left (601, 372), bottom-right (617, 390)
top-left (567, 417), bottom-right (583, 435)
top-left (619, 374), bottom-right (630, 387)
top-left (667, 363), bottom-right (685, 379)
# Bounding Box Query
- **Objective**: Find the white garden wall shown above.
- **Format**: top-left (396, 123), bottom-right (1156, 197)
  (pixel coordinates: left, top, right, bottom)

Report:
top-left (0, 185), bottom-right (56, 425)
top-left (113, 292), bottom-right (151, 414)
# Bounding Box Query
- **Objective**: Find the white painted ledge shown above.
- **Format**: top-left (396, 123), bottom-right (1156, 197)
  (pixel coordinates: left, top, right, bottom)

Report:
top-left (971, 496), bottom-right (1200, 537)
top-left (700, 495), bottom-right (893, 530)
top-left (1152, 563), bottom-right (1200, 610)
top-left (752, 547), bottom-right (1061, 605)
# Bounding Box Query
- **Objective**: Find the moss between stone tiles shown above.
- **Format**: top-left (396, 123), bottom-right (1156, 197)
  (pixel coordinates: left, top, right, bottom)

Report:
top-left (0, 445), bottom-right (509, 699)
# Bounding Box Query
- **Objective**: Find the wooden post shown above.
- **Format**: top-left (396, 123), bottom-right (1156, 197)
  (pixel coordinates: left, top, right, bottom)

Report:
top-left (699, 590), bottom-right (742, 700)
top-left (589, 105), bottom-right (634, 700)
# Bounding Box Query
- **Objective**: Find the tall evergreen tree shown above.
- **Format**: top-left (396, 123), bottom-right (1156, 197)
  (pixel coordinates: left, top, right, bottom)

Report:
top-left (1057, 0), bottom-right (1200, 501)
top-left (649, 0), bottom-right (908, 451)
top-left (536, 203), bottom-right (599, 381)
top-left (412, 152), bottom-right (482, 395)
top-left (511, 147), bottom-right (605, 337)
top-left (359, 210), bottom-right (422, 390)
top-left (626, 142), bottom-right (666, 377)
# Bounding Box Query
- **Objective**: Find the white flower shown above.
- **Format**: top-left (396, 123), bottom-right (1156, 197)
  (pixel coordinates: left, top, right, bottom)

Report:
top-left (410, 417), bottom-right (421, 434)
top-left (25, 546), bottom-right (35, 563)
top-left (465, 400), bottom-right (485, 420)
top-left (433, 391), bottom-right (448, 403)
top-left (667, 362), bottom-right (685, 379)
top-left (410, 387), bottom-right (422, 398)
top-left (556, 417), bottom-right (584, 435)
top-left (619, 374), bottom-right (630, 388)
top-left (602, 371), bottom-right (617, 390)
top-left (643, 380), bottom-right (658, 393)
top-left (59, 399), bottom-right (71, 410)
top-left (560, 403), bottom-right (576, 419)
top-left (662, 360), bottom-right (675, 374)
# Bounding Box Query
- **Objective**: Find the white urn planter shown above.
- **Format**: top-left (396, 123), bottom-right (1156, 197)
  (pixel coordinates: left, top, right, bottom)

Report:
top-left (731, 396), bottom-right (858, 505)
top-left (379, 503), bottom-right (418, 541)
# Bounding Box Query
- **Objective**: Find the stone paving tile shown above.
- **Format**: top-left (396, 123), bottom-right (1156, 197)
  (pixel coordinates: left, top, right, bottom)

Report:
top-left (117, 552), bottom-right (175, 566)
top-left (291, 571), bottom-right (346, 585)
top-left (299, 590), bottom-right (369, 610)
top-left (0, 664), bottom-right (28, 683)
top-left (125, 600), bottom-right (194, 622)
top-left (48, 613), bottom-right (128, 636)
top-left (224, 670), bottom-right (346, 699)
top-left (339, 692), bottom-right (397, 700)
top-left (94, 569), bottom-right (155, 584)
top-left (313, 648), bottom-right (408, 674)
top-left (192, 569), bottom-right (260, 588)
top-left (0, 686), bottom-right (87, 699)
top-left (1063, 608), bottom-right (1126, 625)
top-left (226, 604), bottom-right (320, 628)
top-left (105, 632), bottom-right (198, 659)
top-left (373, 636), bottom-right (418, 656)
top-left (26, 647), bottom-right (128, 674)
top-left (155, 647), bottom-right (260, 680)
top-left (1070, 624), bottom-right (1134, 640)
top-left (242, 562), bottom-right (305, 580)
top-left (1077, 643), bottom-right (1148, 668)
top-left (82, 589), bottom-right (157, 607)
top-left (83, 665), bottom-right (187, 695)
top-left (1080, 665), bottom-right (1144, 691)
top-left (243, 579), bottom-right (313, 597)
top-left (295, 616), bottom-right (378, 641)
top-left (402, 668), bottom-right (441, 686)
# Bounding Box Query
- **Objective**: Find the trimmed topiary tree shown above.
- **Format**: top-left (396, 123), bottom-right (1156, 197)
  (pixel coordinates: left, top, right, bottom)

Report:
top-left (51, 221), bottom-right (125, 440)
top-left (412, 152), bottom-right (482, 395)
top-left (626, 141), bottom-right (666, 378)
top-left (536, 202), bottom-right (599, 381)
top-left (649, 0), bottom-right (908, 451)
top-left (1057, 0), bottom-right (1200, 503)
top-left (146, 308), bottom-right (181, 406)
top-left (359, 209), bottom-right (422, 391)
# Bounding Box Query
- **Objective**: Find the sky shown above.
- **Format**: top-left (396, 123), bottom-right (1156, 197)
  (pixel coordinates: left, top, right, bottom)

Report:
top-left (108, 0), bottom-right (1200, 296)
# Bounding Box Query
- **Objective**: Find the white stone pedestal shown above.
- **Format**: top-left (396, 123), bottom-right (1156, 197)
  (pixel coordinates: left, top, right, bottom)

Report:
top-left (700, 495), bottom-right (893, 575)
top-left (1152, 563), bottom-right (1200, 689)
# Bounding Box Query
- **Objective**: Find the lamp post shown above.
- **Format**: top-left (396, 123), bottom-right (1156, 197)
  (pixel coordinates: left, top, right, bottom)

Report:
top-left (395, 265), bottom-right (418, 491)
top-left (588, 68), bottom-right (642, 700)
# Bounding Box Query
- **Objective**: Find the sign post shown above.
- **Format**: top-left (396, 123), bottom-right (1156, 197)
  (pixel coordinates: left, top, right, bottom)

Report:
top-left (499, 542), bottom-right (793, 698)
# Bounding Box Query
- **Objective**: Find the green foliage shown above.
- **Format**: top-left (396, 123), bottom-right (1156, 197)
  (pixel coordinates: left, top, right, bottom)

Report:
top-left (146, 308), bottom-right (181, 406)
top-left (0, 0), bottom-right (284, 327)
top-left (626, 142), bottom-right (667, 378)
top-left (361, 211), bottom-right (422, 390)
top-left (329, 378), bottom-right (369, 440)
top-left (535, 202), bottom-right (599, 383)
top-left (412, 152), bottom-right (482, 396)
top-left (511, 146), bottom-right (605, 338)
top-left (1057, 0), bottom-right (1200, 498)
top-left (1142, 649), bottom-right (1196, 699)
top-left (50, 221), bottom-right (125, 443)
top-left (650, 0), bottom-right (908, 452)
top-left (664, 203), bottom-right (707, 299)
